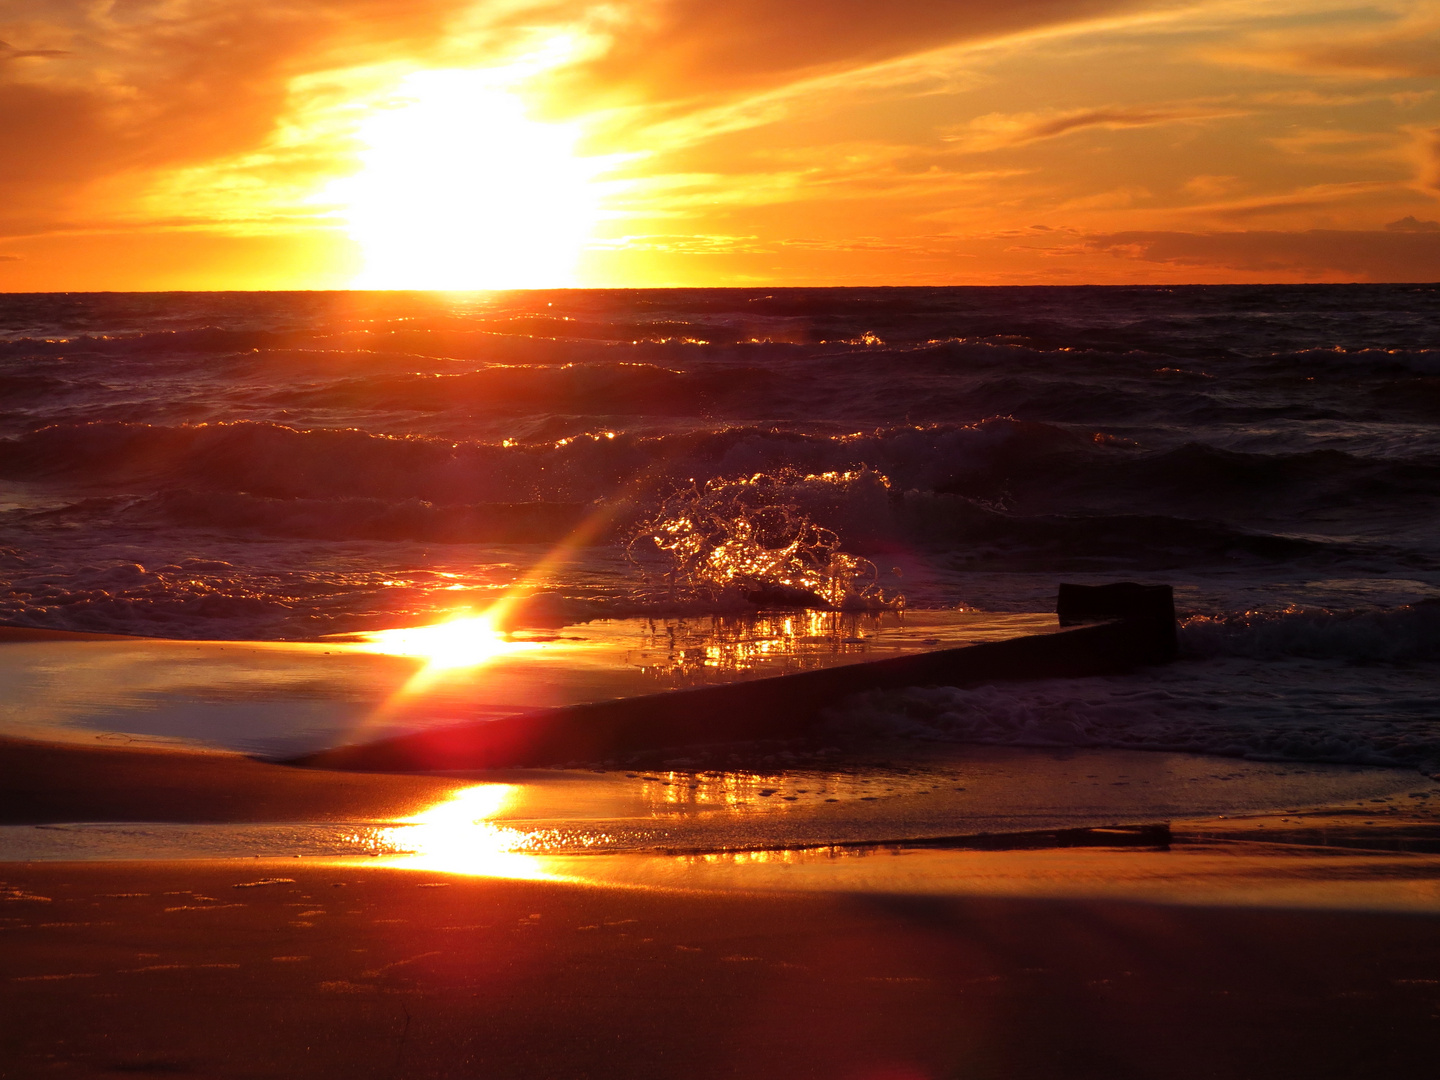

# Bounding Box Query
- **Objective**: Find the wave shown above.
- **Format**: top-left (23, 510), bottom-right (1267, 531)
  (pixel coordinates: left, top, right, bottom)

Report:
top-left (0, 417), bottom-right (1098, 501)
top-left (824, 602), bottom-right (1440, 774)
top-left (822, 665), bottom-right (1440, 775)
top-left (10, 483), bottom-right (1368, 580)
top-left (4, 419), bottom-right (1428, 569)
top-left (1370, 376), bottom-right (1440, 419)
top-left (0, 327), bottom-right (297, 359)
top-left (0, 551), bottom-right (305, 639)
top-left (1181, 602), bottom-right (1440, 663)
top-left (141, 490), bottom-right (588, 543)
top-left (890, 494), bottom-right (1334, 566)
top-left (1262, 346), bottom-right (1440, 377)
top-left (0, 372), bottom-right (74, 399)
top-left (1081, 443), bottom-right (1440, 512)
top-left (269, 361), bottom-right (780, 416)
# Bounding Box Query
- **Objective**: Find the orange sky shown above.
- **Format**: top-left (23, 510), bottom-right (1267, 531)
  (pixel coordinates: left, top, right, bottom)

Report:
top-left (1, 0), bottom-right (1437, 289)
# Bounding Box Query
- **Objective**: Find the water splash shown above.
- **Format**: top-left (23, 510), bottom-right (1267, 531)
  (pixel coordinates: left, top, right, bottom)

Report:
top-left (630, 469), bottom-right (900, 609)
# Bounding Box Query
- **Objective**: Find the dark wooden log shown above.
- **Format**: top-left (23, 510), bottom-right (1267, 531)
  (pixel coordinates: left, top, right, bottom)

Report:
top-left (1057, 582), bottom-right (1177, 662)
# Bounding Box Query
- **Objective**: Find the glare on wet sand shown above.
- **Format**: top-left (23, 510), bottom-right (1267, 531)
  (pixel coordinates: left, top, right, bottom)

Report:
top-left (374, 784), bottom-right (553, 881)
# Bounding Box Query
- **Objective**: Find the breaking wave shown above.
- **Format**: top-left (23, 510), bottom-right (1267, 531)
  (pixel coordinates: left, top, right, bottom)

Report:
top-left (1180, 601), bottom-right (1440, 663)
top-left (629, 469), bottom-right (898, 609)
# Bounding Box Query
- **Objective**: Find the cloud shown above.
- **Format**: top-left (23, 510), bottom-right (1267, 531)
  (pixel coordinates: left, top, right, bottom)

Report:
top-left (5, 0), bottom-right (1432, 288)
top-left (1387, 216), bottom-right (1440, 233)
top-left (946, 102), bottom-right (1246, 151)
top-left (0, 39), bottom-right (69, 61)
top-left (1415, 125), bottom-right (1440, 192)
top-left (0, 253), bottom-right (20, 261)
top-left (1182, 174), bottom-right (1241, 199)
top-left (0, 0), bottom-right (1174, 241)
top-left (592, 233), bottom-right (767, 254)
top-left (0, 0), bottom-right (472, 233)
top-left (1081, 229), bottom-right (1440, 281)
top-left (1173, 181), bottom-right (1403, 224)
top-left (542, 0), bottom-right (1157, 105)
top-left (1209, 15), bottom-right (1440, 80)
top-left (1280, 33), bottom-right (1440, 81)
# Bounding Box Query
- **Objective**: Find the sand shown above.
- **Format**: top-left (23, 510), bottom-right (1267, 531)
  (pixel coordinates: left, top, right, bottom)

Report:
top-left (0, 626), bottom-right (137, 642)
top-left (0, 736), bottom-right (467, 826)
top-left (4, 859), bottom-right (1440, 1079)
top-left (5, 733), bottom-right (1440, 1078)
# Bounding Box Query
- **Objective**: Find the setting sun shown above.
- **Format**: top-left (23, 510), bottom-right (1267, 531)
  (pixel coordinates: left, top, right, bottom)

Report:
top-left (331, 68), bottom-right (603, 290)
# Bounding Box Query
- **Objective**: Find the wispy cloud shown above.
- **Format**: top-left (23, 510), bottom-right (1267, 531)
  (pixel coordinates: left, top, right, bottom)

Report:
top-left (945, 102), bottom-right (1247, 150)
top-left (1205, 13), bottom-right (1440, 79)
top-left (0, 39), bottom-right (69, 61)
top-left (542, 0), bottom-right (1160, 105)
top-left (1079, 228), bottom-right (1440, 280)
top-left (1172, 180), bottom-right (1404, 222)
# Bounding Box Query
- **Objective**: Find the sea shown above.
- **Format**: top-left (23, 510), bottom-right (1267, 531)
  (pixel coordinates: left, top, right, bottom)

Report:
top-left (1, 285), bottom-right (1438, 774)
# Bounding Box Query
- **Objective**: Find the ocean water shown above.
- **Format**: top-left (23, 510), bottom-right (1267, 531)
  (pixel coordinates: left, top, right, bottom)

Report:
top-left (1, 286), bottom-right (1438, 771)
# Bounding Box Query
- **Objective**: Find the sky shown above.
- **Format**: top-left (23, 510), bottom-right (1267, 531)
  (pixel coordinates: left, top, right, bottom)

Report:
top-left (1, 0), bottom-right (1438, 290)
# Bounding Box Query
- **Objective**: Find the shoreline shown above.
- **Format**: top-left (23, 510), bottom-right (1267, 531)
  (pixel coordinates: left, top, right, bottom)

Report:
top-left (6, 731), bottom-right (1434, 832)
top-left (6, 721), bottom-right (1440, 1076)
top-left (5, 732), bottom-right (1440, 913)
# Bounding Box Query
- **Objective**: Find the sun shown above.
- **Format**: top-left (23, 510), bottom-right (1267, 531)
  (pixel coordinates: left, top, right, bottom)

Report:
top-left (332, 68), bottom-right (602, 290)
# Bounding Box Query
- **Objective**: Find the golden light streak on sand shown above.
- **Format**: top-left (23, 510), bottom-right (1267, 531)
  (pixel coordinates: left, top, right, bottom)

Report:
top-left (375, 784), bottom-right (553, 881)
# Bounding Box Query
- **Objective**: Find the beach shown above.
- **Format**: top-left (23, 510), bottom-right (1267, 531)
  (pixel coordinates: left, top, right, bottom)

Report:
top-left (6, 722), bottom-right (1440, 1078)
top-left (3, 0), bottom-right (1439, 1056)
top-left (3, 286), bottom-right (1439, 1076)
top-left (7, 861), bottom-right (1440, 1080)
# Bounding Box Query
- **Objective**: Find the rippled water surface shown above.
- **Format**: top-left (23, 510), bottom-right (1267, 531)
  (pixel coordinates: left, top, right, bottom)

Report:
top-left (2, 286), bottom-right (1437, 770)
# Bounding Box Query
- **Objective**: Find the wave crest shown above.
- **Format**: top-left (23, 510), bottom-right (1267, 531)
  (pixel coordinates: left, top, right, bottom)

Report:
top-left (1181, 602), bottom-right (1440, 662)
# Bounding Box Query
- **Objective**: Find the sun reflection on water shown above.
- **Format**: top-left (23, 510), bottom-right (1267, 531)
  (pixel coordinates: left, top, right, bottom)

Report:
top-left (629, 767), bottom-right (898, 813)
top-left (633, 610), bottom-right (884, 682)
top-left (671, 846), bottom-right (875, 869)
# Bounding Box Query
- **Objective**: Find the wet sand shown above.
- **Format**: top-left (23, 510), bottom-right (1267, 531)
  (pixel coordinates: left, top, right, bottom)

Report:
top-left (6, 734), bottom-right (1440, 1077)
top-left (5, 734), bottom-right (1435, 858)
top-left (0, 736), bottom-right (467, 826)
top-left (5, 858), bottom-right (1440, 1079)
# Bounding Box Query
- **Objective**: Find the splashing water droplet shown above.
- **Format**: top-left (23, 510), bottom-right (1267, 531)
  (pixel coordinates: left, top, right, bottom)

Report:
top-left (629, 469), bottom-right (901, 610)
